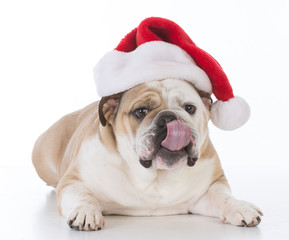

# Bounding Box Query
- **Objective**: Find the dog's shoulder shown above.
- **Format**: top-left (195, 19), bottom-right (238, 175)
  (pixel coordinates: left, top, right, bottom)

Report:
top-left (55, 101), bottom-right (101, 172)
top-left (32, 101), bottom-right (101, 187)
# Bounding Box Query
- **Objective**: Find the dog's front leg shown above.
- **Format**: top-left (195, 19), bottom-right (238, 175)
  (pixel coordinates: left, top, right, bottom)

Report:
top-left (190, 176), bottom-right (263, 226)
top-left (57, 180), bottom-right (105, 231)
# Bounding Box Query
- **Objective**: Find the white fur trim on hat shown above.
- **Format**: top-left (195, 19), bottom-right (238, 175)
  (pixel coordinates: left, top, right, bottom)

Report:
top-left (94, 41), bottom-right (212, 97)
top-left (210, 96), bottom-right (250, 130)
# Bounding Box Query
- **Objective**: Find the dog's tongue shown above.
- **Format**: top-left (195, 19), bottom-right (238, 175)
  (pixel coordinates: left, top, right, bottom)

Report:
top-left (161, 120), bottom-right (191, 151)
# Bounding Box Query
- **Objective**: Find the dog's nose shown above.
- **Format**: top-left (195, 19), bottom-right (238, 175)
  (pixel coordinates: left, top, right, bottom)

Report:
top-left (156, 112), bottom-right (178, 127)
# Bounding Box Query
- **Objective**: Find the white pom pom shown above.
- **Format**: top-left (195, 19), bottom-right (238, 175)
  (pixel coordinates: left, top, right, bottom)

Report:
top-left (210, 96), bottom-right (250, 130)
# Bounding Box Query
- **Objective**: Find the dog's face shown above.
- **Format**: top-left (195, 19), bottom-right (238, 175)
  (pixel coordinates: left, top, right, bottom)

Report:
top-left (99, 79), bottom-right (211, 171)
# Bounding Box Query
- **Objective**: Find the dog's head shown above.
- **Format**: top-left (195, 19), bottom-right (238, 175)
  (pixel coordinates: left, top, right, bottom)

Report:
top-left (99, 79), bottom-right (211, 170)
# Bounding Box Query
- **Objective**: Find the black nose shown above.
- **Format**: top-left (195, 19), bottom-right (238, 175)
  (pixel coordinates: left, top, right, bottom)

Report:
top-left (156, 111), bottom-right (178, 127)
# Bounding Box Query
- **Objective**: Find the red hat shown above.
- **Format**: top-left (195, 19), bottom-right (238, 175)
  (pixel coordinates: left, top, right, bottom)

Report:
top-left (94, 17), bottom-right (250, 130)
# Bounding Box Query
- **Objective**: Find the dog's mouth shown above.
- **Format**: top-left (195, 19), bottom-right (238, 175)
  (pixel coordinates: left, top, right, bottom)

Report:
top-left (139, 144), bottom-right (198, 169)
top-left (139, 120), bottom-right (199, 169)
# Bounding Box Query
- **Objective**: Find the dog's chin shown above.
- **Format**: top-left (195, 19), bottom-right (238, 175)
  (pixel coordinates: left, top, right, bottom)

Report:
top-left (139, 146), bottom-right (199, 170)
top-left (155, 147), bottom-right (187, 169)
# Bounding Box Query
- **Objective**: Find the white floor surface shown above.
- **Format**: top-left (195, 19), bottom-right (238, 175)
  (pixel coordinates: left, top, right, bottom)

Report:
top-left (0, 165), bottom-right (288, 240)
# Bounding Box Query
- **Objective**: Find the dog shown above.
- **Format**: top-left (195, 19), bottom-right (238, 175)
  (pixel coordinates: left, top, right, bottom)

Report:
top-left (32, 79), bottom-right (263, 231)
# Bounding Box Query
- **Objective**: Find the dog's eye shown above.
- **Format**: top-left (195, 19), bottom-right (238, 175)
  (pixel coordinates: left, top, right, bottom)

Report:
top-left (134, 108), bottom-right (149, 119)
top-left (184, 104), bottom-right (196, 115)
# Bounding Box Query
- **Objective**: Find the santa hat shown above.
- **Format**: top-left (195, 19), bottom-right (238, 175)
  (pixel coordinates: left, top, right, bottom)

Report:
top-left (94, 17), bottom-right (250, 130)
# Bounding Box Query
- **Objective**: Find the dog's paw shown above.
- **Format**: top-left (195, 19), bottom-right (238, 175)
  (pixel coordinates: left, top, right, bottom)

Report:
top-left (67, 204), bottom-right (105, 231)
top-left (220, 199), bottom-right (263, 227)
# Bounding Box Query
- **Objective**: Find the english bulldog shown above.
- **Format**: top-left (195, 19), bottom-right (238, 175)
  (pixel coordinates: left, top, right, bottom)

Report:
top-left (32, 79), bottom-right (262, 231)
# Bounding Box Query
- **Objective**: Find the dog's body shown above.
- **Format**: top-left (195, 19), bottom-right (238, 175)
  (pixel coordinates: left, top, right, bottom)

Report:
top-left (33, 79), bottom-right (262, 230)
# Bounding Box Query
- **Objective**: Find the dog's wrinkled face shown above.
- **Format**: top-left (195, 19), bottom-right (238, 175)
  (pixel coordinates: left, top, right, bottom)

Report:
top-left (100, 79), bottom-right (211, 170)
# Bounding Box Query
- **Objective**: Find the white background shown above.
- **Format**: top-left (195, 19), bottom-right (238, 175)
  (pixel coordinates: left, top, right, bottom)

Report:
top-left (0, 0), bottom-right (288, 240)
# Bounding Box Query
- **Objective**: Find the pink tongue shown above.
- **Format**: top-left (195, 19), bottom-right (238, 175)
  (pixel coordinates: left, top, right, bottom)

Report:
top-left (161, 120), bottom-right (191, 151)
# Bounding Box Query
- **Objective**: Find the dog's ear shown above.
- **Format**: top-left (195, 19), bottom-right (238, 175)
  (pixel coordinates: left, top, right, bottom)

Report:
top-left (197, 90), bottom-right (212, 111)
top-left (98, 92), bottom-right (124, 127)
